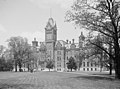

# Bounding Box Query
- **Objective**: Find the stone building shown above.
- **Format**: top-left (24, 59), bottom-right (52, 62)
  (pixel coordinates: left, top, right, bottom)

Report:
top-left (32, 17), bottom-right (101, 71)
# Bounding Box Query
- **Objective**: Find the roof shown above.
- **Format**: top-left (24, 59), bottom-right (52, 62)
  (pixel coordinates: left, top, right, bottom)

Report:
top-left (79, 32), bottom-right (85, 41)
top-left (40, 42), bottom-right (46, 51)
top-left (55, 40), bottom-right (66, 48)
top-left (65, 43), bottom-right (79, 49)
top-left (45, 18), bottom-right (56, 30)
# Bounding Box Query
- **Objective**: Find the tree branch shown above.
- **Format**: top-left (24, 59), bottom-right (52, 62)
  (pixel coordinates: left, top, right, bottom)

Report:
top-left (89, 40), bottom-right (115, 60)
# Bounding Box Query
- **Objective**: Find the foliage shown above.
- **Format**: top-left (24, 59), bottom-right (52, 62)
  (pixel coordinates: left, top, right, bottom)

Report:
top-left (66, 0), bottom-right (120, 79)
top-left (46, 60), bottom-right (54, 71)
top-left (67, 57), bottom-right (77, 71)
top-left (0, 45), bottom-right (14, 71)
top-left (0, 45), bottom-right (5, 56)
top-left (75, 49), bottom-right (85, 70)
top-left (7, 36), bottom-right (32, 72)
top-left (0, 56), bottom-right (14, 71)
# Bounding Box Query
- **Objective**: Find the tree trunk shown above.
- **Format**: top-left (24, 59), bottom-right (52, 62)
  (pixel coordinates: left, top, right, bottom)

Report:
top-left (100, 66), bottom-right (102, 72)
top-left (15, 60), bottom-right (17, 72)
top-left (114, 37), bottom-right (120, 79)
top-left (100, 53), bottom-right (103, 72)
top-left (115, 58), bottom-right (120, 79)
top-left (18, 61), bottom-right (22, 72)
top-left (71, 68), bottom-right (72, 72)
top-left (27, 64), bottom-right (30, 72)
top-left (109, 43), bottom-right (112, 75)
top-left (109, 63), bottom-right (112, 75)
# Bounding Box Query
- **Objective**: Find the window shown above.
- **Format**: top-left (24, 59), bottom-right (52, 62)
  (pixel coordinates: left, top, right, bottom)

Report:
top-left (83, 62), bottom-right (85, 67)
top-left (87, 62), bottom-right (89, 67)
top-left (57, 63), bottom-right (61, 67)
top-left (57, 64), bottom-right (61, 67)
top-left (57, 68), bottom-right (61, 71)
top-left (57, 51), bottom-right (61, 55)
top-left (91, 68), bottom-right (93, 71)
top-left (83, 68), bottom-right (85, 71)
top-left (95, 68), bottom-right (97, 71)
top-left (91, 63), bottom-right (93, 67)
top-left (87, 68), bottom-right (89, 71)
top-left (57, 57), bottom-right (61, 61)
top-left (67, 56), bottom-right (68, 60)
top-left (95, 62), bottom-right (97, 67)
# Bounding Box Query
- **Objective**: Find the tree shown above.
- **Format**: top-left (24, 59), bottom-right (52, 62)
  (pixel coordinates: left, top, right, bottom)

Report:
top-left (75, 49), bottom-right (85, 70)
top-left (92, 34), bottom-right (104, 72)
top-left (0, 45), bottom-right (6, 71)
top-left (86, 33), bottom-right (114, 74)
top-left (0, 57), bottom-right (5, 71)
top-left (0, 46), bottom-right (14, 71)
top-left (23, 45), bottom-right (32, 72)
top-left (66, 0), bottom-right (120, 79)
top-left (7, 36), bottom-right (30, 72)
top-left (0, 45), bottom-right (5, 56)
top-left (67, 57), bottom-right (77, 71)
top-left (46, 60), bottom-right (54, 71)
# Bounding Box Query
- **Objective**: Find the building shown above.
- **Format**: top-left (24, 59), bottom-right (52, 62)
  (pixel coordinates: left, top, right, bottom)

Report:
top-left (32, 17), bottom-right (101, 71)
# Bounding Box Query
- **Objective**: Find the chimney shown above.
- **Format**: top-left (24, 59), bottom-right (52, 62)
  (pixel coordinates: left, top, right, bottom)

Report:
top-left (69, 41), bottom-right (71, 44)
top-left (40, 42), bottom-right (42, 45)
top-left (66, 39), bottom-right (68, 44)
top-left (32, 38), bottom-right (38, 47)
top-left (72, 39), bottom-right (74, 44)
top-left (34, 38), bottom-right (36, 41)
top-left (81, 32), bottom-right (83, 35)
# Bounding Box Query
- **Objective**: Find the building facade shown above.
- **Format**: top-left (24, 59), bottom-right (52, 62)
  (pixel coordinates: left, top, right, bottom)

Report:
top-left (32, 18), bottom-right (101, 71)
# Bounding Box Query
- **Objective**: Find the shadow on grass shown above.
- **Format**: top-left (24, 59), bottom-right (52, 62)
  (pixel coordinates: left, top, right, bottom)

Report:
top-left (70, 75), bottom-right (114, 81)
top-left (0, 83), bottom-right (44, 89)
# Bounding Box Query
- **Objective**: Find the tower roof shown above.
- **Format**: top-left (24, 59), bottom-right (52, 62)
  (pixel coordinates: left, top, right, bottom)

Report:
top-left (45, 18), bottom-right (56, 30)
top-left (79, 32), bottom-right (85, 41)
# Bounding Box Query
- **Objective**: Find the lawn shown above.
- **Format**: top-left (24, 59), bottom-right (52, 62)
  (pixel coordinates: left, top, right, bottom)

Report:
top-left (0, 71), bottom-right (120, 89)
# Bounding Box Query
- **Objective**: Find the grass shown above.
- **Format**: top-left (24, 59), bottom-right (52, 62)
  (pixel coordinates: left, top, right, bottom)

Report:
top-left (0, 71), bottom-right (120, 89)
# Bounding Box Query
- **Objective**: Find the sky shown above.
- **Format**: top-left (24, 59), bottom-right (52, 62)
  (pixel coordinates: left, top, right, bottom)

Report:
top-left (0, 0), bottom-right (87, 47)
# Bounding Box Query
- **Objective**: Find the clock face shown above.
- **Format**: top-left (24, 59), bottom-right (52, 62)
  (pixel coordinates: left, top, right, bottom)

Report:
top-left (46, 34), bottom-right (52, 40)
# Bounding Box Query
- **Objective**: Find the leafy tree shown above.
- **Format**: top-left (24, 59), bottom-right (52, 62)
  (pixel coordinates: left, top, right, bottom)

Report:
top-left (7, 36), bottom-right (30, 72)
top-left (46, 60), bottom-right (54, 71)
top-left (66, 0), bottom-right (120, 79)
top-left (0, 48), bottom-right (14, 71)
top-left (75, 49), bottom-right (85, 70)
top-left (0, 45), bottom-right (6, 71)
top-left (0, 57), bottom-right (5, 71)
top-left (6, 59), bottom-right (14, 71)
top-left (0, 45), bottom-right (5, 55)
top-left (92, 34), bottom-right (104, 72)
top-left (86, 33), bottom-right (115, 74)
top-left (67, 57), bottom-right (77, 71)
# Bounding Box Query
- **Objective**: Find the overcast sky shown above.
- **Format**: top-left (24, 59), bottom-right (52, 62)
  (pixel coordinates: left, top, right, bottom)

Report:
top-left (0, 0), bottom-right (87, 47)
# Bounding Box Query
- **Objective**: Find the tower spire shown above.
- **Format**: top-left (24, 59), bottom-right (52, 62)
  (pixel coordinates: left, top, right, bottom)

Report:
top-left (50, 8), bottom-right (52, 18)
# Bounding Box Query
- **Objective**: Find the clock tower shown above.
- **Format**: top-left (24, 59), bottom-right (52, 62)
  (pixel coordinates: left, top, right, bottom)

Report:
top-left (45, 18), bottom-right (57, 61)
